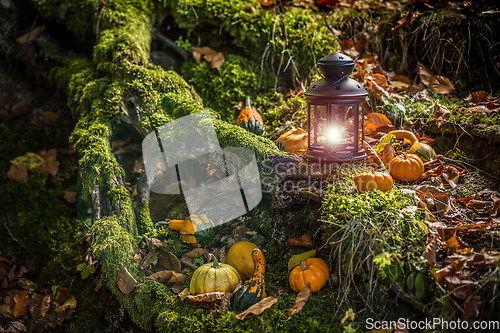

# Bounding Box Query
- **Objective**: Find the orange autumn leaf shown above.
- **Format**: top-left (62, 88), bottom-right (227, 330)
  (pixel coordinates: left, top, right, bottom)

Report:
top-left (340, 39), bottom-right (359, 58)
top-left (364, 112), bottom-right (393, 135)
top-left (462, 295), bottom-right (481, 323)
top-left (13, 290), bottom-right (30, 317)
top-left (366, 73), bottom-right (388, 88)
top-left (421, 236), bottom-right (441, 267)
top-left (467, 91), bottom-right (488, 103)
top-left (286, 234), bottom-right (315, 248)
top-left (381, 141), bottom-right (395, 165)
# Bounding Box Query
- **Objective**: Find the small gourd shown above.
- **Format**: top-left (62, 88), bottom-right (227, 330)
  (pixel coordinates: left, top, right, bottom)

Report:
top-left (232, 248), bottom-right (267, 312)
top-left (190, 253), bottom-right (241, 295)
top-left (226, 241), bottom-right (265, 281)
top-left (389, 153), bottom-right (424, 182)
top-left (276, 128), bottom-right (308, 156)
top-left (289, 258), bottom-right (329, 293)
top-left (388, 130), bottom-right (436, 163)
top-left (168, 214), bottom-right (215, 247)
top-left (353, 167), bottom-right (393, 193)
top-left (236, 97), bottom-right (265, 136)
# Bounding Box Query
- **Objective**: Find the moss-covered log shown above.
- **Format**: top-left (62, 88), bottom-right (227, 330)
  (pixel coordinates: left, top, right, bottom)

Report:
top-left (31, 0), bottom-right (331, 330)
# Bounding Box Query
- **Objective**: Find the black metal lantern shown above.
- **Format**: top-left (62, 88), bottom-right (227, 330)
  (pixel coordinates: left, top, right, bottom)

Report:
top-left (304, 53), bottom-right (368, 163)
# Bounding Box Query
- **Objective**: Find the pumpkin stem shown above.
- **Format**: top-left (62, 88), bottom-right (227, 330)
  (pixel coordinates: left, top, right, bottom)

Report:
top-left (245, 96), bottom-right (251, 108)
top-left (300, 262), bottom-right (308, 271)
top-left (369, 167), bottom-right (375, 174)
top-left (208, 253), bottom-right (221, 268)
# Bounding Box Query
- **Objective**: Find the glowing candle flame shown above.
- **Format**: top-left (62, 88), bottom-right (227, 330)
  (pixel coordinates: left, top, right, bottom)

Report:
top-left (326, 126), bottom-right (342, 143)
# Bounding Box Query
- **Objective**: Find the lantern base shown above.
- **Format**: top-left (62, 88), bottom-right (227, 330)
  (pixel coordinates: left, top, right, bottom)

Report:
top-left (304, 147), bottom-right (367, 164)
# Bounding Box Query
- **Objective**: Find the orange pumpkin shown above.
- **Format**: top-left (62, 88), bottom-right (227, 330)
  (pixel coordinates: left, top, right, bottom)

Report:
top-left (353, 167), bottom-right (393, 193)
top-left (276, 128), bottom-right (308, 156)
top-left (389, 153), bottom-right (424, 182)
top-left (289, 258), bottom-right (329, 293)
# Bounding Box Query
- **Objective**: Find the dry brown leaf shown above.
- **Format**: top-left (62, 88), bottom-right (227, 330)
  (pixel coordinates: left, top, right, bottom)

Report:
top-left (29, 293), bottom-right (44, 320)
top-left (381, 141), bottom-right (395, 165)
top-left (7, 163), bottom-right (28, 182)
top-left (286, 234), bottom-right (315, 248)
top-left (178, 288), bottom-right (191, 301)
top-left (158, 251), bottom-right (181, 272)
top-left (428, 75), bottom-right (454, 94)
top-left (117, 263), bottom-right (137, 295)
top-left (462, 295), bottom-right (481, 323)
top-left (171, 282), bottom-right (184, 294)
top-left (186, 292), bottom-right (226, 303)
top-left (218, 292), bottom-right (232, 314)
top-left (63, 191), bottom-right (77, 204)
top-left (140, 238), bottom-right (157, 269)
top-left (9, 321), bottom-right (27, 332)
top-left (287, 284), bottom-right (311, 321)
top-left (180, 256), bottom-right (198, 271)
top-left (56, 287), bottom-right (73, 304)
top-left (340, 40), bottom-right (359, 58)
top-left (0, 304), bottom-right (13, 319)
top-left (401, 206), bottom-right (418, 215)
top-left (39, 295), bottom-right (51, 318)
top-left (466, 91), bottom-right (488, 104)
top-left (146, 270), bottom-right (186, 284)
top-left (13, 290), bottom-right (30, 317)
top-left (184, 248), bottom-right (209, 262)
top-left (8, 102), bottom-right (26, 119)
top-left (55, 297), bottom-right (77, 314)
top-left (16, 26), bottom-right (45, 44)
top-left (433, 101), bottom-right (450, 128)
top-left (417, 62), bottom-right (435, 86)
top-left (421, 236), bottom-right (441, 267)
top-left (363, 141), bottom-right (384, 168)
top-left (235, 296), bottom-right (278, 320)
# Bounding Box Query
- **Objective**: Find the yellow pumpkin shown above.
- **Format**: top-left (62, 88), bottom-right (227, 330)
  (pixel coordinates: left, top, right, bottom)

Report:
top-left (353, 167), bottom-right (393, 193)
top-left (190, 253), bottom-right (241, 295)
top-left (226, 241), bottom-right (265, 281)
top-left (389, 153), bottom-right (424, 182)
top-left (276, 128), bottom-right (308, 156)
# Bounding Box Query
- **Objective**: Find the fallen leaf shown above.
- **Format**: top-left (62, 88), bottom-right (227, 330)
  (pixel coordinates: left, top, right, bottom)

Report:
top-left (218, 292), bottom-right (232, 314)
top-left (288, 250), bottom-right (316, 271)
top-left (178, 288), bottom-right (191, 301)
top-left (146, 270), bottom-right (186, 284)
top-left (0, 304), bottom-right (13, 319)
top-left (401, 206), bottom-right (418, 215)
top-left (433, 101), bottom-right (450, 128)
top-left (452, 284), bottom-right (472, 300)
top-left (286, 234), bottom-right (315, 248)
top-left (363, 140), bottom-right (384, 168)
top-left (63, 191), bottom-right (77, 204)
top-left (117, 263), bottom-right (137, 295)
top-left (8, 102), bottom-right (26, 119)
top-left (462, 295), bottom-right (480, 323)
top-left (466, 91), bottom-right (488, 104)
top-left (287, 284), bottom-right (311, 321)
top-left (158, 251), bottom-right (181, 272)
top-left (340, 40), bottom-right (359, 58)
top-left (16, 26), bottom-right (45, 44)
top-left (235, 296), bottom-right (277, 319)
top-left (421, 236), bottom-right (441, 267)
top-left (184, 248), bottom-right (209, 262)
top-left (417, 62), bottom-right (435, 86)
top-left (29, 293), bottom-right (44, 320)
top-left (192, 46), bottom-right (225, 69)
top-left (428, 75), bottom-right (454, 94)
top-left (9, 321), bottom-right (27, 332)
top-left (37, 155), bottom-right (59, 176)
top-left (355, 32), bottom-right (369, 52)
top-left (39, 295), bottom-right (51, 318)
top-left (171, 282), bottom-right (184, 294)
top-left (365, 113), bottom-right (393, 136)
top-left (13, 290), bottom-right (30, 317)
top-left (10, 152), bottom-right (44, 169)
top-left (381, 141), bottom-right (395, 165)
top-left (42, 111), bottom-right (59, 122)
top-left (55, 287), bottom-right (73, 304)
top-left (140, 238), bottom-right (158, 269)
top-left (186, 292), bottom-right (226, 302)
top-left (7, 163), bottom-right (28, 182)
top-left (17, 278), bottom-right (38, 291)
top-left (55, 296), bottom-right (77, 314)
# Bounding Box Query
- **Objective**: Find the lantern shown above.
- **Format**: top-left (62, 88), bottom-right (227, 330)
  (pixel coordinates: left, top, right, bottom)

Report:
top-left (304, 53), bottom-right (368, 163)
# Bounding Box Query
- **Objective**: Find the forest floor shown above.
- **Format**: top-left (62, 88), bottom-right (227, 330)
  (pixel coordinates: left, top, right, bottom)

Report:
top-left (1, 0), bottom-right (500, 332)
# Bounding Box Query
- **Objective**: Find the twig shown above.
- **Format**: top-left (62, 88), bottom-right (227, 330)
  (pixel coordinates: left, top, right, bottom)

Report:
top-left (3, 222), bottom-right (37, 259)
top-left (383, 278), bottom-right (431, 316)
top-left (153, 32), bottom-right (191, 61)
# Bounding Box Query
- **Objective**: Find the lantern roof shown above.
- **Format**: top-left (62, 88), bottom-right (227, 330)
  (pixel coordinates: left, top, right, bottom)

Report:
top-left (305, 52), bottom-right (368, 102)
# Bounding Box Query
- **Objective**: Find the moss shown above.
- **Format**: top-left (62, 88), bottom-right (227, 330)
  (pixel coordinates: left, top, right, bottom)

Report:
top-left (136, 200), bottom-right (154, 235)
top-left (181, 54), bottom-right (262, 122)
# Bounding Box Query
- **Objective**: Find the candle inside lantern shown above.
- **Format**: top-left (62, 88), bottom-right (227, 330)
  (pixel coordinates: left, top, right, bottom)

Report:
top-left (326, 126), bottom-right (343, 143)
